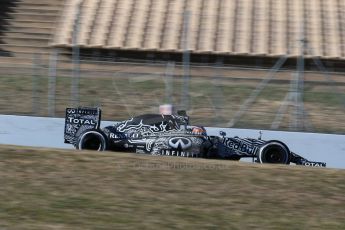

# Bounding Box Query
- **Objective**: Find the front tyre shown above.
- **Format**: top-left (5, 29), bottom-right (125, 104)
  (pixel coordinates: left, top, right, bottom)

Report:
top-left (257, 141), bottom-right (290, 164)
top-left (77, 130), bottom-right (107, 151)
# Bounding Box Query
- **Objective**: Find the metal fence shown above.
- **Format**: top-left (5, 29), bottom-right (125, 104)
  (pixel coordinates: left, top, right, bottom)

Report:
top-left (0, 49), bottom-right (344, 134)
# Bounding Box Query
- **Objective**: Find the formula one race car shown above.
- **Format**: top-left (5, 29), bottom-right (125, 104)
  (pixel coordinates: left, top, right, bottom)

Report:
top-left (64, 107), bottom-right (326, 167)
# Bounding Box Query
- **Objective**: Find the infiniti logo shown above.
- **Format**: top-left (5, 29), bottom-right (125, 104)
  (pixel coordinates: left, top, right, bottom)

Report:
top-left (67, 108), bottom-right (76, 114)
top-left (168, 137), bottom-right (192, 150)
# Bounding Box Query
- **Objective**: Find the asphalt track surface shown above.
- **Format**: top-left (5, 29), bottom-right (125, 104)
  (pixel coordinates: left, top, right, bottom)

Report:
top-left (0, 115), bottom-right (344, 169)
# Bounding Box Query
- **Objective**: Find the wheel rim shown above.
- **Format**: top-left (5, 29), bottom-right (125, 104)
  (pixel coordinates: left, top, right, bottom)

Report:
top-left (79, 132), bottom-right (105, 151)
top-left (260, 144), bottom-right (289, 164)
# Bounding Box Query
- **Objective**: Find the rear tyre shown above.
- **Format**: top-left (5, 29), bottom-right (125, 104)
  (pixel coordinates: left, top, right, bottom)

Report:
top-left (257, 141), bottom-right (290, 164)
top-left (77, 130), bottom-right (107, 151)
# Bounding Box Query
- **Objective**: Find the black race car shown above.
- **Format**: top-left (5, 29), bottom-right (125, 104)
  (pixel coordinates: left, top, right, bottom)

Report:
top-left (64, 107), bottom-right (326, 167)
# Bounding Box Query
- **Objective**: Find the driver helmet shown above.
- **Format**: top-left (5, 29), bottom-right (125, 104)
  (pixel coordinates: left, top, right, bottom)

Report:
top-left (191, 126), bottom-right (207, 135)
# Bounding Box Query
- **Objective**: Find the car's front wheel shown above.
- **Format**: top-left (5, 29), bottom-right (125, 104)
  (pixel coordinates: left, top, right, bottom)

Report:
top-left (257, 141), bottom-right (290, 164)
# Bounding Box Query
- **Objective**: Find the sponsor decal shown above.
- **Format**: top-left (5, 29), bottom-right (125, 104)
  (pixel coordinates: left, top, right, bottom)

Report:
top-left (109, 133), bottom-right (117, 139)
top-left (160, 149), bottom-right (199, 158)
top-left (303, 162), bottom-right (326, 167)
top-left (136, 149), bottom-right (146, 154)
top-left (66, 108), bottom-right (76, 114)
top-left (131, 133), bottom-right (141, 138)
top-left (112, 140), bottom-right (123, 144)
top-left (65, 124), bottom-right (76, 134)
top-left (67, 117), bottom-right (96, 125)
top-left (168, 137), bottom-right (192, 150)
top-left (109, 132), bottom-right (127, 140)
top-left (223, 138), bottom-right (258, 156)
top-left (66, 108), bottom-right (98, 115)
top-left (77, 109), bottom-right (98, 115)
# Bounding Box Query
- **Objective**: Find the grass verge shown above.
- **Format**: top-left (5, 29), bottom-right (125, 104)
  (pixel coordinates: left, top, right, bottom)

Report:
top-left (0, 145), bottom-right (344, 229)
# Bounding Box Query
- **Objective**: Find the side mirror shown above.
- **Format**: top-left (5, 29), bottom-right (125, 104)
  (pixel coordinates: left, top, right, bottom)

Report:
top-left (219, 131), bottom-right (226, 137)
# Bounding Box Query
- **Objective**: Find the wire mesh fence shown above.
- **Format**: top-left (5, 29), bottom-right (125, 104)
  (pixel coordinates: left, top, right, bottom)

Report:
top-left (0, 50), bottom-right (344, 134)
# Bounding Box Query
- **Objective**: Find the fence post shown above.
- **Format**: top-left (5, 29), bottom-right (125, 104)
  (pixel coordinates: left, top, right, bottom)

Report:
top-left (164, 61), bottom-right (175, 104)
top-left (212, 58), bottom-right (224, 125)
top-left (292, 36), bottom-right (305, 131)
top-left (181, 10), bottom-right (191, 110)
top-left (71, 1), bottom-right (82, 107)
top-left (32, 53), bottom-right (40, 115)
top-left (48, 49), bottom-right (59, 117)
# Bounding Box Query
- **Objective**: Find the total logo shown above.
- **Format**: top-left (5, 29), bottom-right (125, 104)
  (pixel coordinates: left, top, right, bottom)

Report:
top-left (168, 137), bottom-right (192, 150)
top-left (303, 162), bottom-right (326, 167)
top-left (67, 117), bottom-right (96, 125)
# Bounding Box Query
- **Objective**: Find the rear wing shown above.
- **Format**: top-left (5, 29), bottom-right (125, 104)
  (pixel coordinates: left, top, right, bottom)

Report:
top-left (64, 107), bottom-right (102, 145)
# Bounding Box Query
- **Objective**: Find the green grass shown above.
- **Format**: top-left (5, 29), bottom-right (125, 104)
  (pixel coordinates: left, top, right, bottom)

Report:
top-left (304, 91), bottom-right (343, 105)
top-left (0, 145), bottom-right (344, 229)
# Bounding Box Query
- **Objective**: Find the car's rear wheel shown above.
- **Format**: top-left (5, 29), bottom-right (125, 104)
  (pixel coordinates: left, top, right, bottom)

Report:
top-left (77, 130), bottom-right (107, 151)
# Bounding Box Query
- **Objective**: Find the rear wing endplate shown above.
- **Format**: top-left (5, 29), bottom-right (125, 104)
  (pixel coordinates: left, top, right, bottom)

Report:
top-left (64, 107), bottom-right (101, 144)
